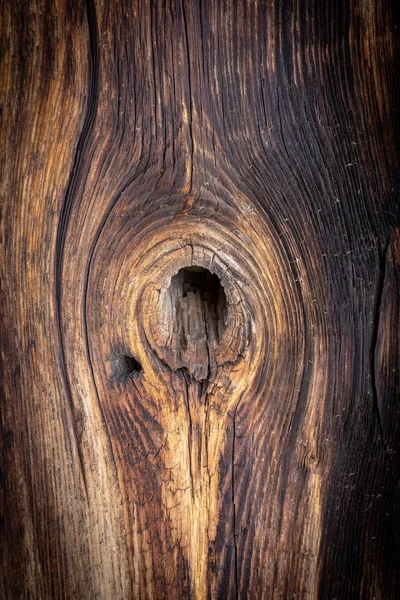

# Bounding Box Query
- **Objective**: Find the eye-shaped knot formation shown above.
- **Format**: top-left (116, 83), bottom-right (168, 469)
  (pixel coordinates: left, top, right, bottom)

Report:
top-left (143, 243), bottom-right (251, 384)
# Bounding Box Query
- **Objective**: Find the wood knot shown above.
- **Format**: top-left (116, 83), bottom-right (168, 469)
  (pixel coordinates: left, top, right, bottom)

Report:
top-left (143, 245), bottom-right (250, 382)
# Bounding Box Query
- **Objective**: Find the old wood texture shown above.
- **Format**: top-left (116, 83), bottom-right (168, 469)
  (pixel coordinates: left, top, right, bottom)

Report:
top-left (1, 1), bottom-right (399, 598)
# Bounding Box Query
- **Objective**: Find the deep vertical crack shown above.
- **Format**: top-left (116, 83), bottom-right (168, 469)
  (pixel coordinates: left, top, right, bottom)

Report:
top-left (370, 241), bottom-right (389, 443)
top-left (181, 0), bottom-right (194, 193)
top-left (54, 0), bottom-right (99, 500)
top-left (231, 404), bottom-right (239, 600)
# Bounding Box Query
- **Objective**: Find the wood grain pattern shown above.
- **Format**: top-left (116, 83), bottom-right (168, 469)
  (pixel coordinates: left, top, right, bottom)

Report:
top-left (1, 1), bottom-right (399, 598)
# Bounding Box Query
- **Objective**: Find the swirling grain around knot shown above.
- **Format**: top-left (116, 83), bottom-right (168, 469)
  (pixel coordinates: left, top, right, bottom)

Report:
top-left (83, 182), bottom-right (328, 597)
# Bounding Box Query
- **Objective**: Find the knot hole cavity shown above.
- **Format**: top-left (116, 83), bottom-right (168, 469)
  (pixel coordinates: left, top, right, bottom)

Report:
top-left (162, 266), bottom-right (227, 380)
top-left (150, 262), bottom-right (248, 382)
top-left (168, 266), bottom-right (228, 346)
top-left (108, 353), bottom-right (142, 383)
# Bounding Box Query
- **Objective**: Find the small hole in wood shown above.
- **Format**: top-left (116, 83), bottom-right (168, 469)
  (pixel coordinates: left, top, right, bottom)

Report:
top-left (111, 354), bottom-right (142, 382)
top-left (168, 266), bottom-right (228, 342)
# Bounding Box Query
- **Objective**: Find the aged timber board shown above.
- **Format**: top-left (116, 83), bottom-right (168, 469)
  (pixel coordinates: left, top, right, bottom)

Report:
top-left (1, 1), bottom-right (399, 599)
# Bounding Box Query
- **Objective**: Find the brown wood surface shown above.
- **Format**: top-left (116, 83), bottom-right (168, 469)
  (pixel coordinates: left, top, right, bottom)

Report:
top-left (1, 1), bottom-right (400, 598)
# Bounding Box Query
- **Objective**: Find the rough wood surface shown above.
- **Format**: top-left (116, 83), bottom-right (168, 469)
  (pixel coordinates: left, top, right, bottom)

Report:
top-left (1, 1), bottom-right (399, 598)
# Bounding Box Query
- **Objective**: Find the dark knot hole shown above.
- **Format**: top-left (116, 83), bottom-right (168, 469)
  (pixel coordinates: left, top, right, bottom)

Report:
top-left (112, 353), bottom-right (142, 382)
top-left (168, 266), bottom-right (228, 342)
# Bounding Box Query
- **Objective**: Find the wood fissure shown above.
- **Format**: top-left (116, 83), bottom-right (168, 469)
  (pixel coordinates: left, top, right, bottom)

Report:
top-left (53, 0), bottom-right (100, 502)
top-left (370, 240), bottom-right (389, 442)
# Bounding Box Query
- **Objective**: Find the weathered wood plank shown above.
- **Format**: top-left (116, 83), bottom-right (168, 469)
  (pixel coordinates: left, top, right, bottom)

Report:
top-left (1, 1), bottom-right (399, 598)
